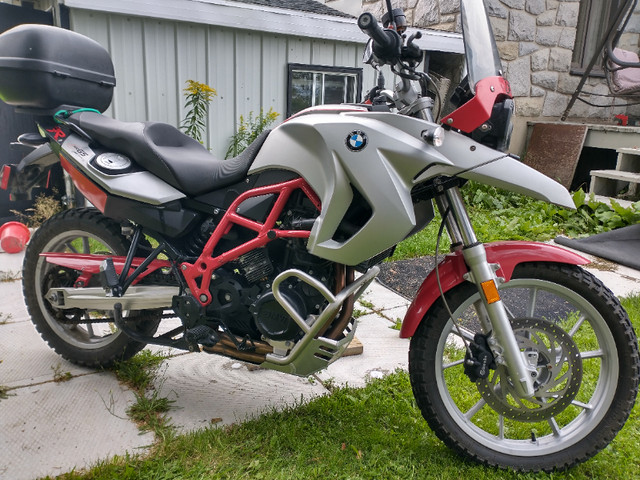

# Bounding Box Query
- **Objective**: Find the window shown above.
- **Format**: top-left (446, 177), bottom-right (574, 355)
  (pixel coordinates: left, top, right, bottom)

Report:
top-left (572, 0), bottom-right (623, 75)
top-left (287, 64), bottom-right (362, 117)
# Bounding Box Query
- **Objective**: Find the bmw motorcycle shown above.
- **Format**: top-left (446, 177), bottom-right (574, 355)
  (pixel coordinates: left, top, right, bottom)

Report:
top-left (0, 0), bottom-right (638, 472)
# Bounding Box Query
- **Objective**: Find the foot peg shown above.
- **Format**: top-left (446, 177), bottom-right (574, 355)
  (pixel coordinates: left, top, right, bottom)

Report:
top-left (99, 257), bottom-right (122, 296)
top-left (186, 325), bottom-right (220, 349)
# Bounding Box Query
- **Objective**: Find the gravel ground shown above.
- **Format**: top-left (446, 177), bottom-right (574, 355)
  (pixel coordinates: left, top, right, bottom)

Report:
top-left (377, 256), bottom-right (437, 300)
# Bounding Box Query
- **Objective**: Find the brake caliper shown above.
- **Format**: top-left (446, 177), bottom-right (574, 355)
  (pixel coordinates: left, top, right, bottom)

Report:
top-left (464, 332), bottom-right (496, 382)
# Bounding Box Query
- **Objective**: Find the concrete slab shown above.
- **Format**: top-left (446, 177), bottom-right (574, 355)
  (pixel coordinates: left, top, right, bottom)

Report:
top-left (359, 280), bottom-right (411, 310)
top-left (0, 250), bottom-right (25, 280)
top-left (0, 278), bottom-right (28, 324)
top-left (316, 313), bottom-right (410, 388)
top-left (0, 321), bottom-right (93, 388)
top-left (155, 353), bottom-right (329, 432)
top-left (0, 373), bottom-right (153, 480)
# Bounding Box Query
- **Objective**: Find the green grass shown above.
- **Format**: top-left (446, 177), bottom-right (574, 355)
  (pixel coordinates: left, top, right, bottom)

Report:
top-left (111, 350), bottom-right (175, 439)
top-left (49, 295), bottom-right (640, 480)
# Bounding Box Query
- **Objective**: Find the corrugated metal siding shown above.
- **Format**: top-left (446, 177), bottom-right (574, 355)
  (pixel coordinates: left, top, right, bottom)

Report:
top-left (69, 8), bottom-right (371, 158)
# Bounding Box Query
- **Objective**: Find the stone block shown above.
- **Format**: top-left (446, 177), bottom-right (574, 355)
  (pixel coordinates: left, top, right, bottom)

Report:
top-left (499, 41), bottom-right (519, 61)
top-left (519, 41), bottom-right (540, 56)
top-left (414, 2), bottom-right (439, 27)
top-left (526, 0), bottom-right (545, 15)
top-left (486, 0), bottom-right (508, 19)
top-left (627, 12), bottom-right (640, 34)
top-left (516, 96), bottom-right (544, 116)
top-left (558, 27), bottom-right (576, 49)
top-left (536, 9), bottom-right (556, 26)
top-left (509, 10), bottom-right (537, 41)
top-left (536, 25), bottom-right (562, 46)
top-left (531, 48), bottom-right (549, 71)
top-left (431, 22), bottom-right (456, 32)
top-left (549, 47), bottom-right (572, 72)
top-left (556, 2), bottom-right (578, 27)
top-left (532, 70), bottom-right (558, 89)
top-left (405, 9), bottom-right (414, 26)
top-left (546, 0), bottom-right (559, 9)
top-left (557, 73), bottom-right (580, 94)
top-left (506, 56), bottom-right (531, 96)
top-left (618, 33), bottom-right (639, 51)
top-left (440, 0), bottom-right (460, 15)
top-left (531, 85), bottom-right (546, 97)
top-left (491, 16), bottom-right (508, 41)
top-left (542, 90), bottom-right (569, 116)
top-left (501, 0), bottom-right (526, 9)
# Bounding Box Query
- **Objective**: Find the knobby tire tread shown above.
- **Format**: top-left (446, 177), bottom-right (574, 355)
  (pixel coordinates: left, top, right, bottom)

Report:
top-left (22, 208), bottom-right (160, 368)
top-left (408, 262), bottom-right (639, 472)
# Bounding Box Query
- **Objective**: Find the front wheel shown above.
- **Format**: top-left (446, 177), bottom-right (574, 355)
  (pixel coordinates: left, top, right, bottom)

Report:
top-left (409, 262), bottom-right (639, 472)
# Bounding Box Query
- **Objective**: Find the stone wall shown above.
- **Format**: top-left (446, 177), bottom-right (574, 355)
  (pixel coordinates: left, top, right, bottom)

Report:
top-left (324, 0), bottom-right (640, 123)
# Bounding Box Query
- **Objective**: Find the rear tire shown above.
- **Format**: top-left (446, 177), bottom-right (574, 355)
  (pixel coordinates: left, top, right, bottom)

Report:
top-left (22, 208), bottom-right (161, 368)
top-left (409, 262), bottom-right (639, 472)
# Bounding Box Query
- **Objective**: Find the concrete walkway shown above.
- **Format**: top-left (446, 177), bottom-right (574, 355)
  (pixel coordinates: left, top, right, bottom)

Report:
top-left (1, 245), bottom-right (639, 480)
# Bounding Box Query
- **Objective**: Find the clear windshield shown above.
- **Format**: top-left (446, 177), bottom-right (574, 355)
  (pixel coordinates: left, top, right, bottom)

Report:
top-left (460, 0), bottom-right (503, 93)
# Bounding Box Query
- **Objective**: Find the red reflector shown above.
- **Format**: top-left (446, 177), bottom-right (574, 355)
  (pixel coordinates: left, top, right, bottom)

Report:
top-left (0, 165), bottom-right (11, 190)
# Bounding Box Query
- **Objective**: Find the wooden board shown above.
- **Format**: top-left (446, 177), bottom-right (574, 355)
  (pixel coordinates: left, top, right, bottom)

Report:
top-left (343, 337), bottom-right (363, 357)
top-left (524, 123), bottom-right (588, 189)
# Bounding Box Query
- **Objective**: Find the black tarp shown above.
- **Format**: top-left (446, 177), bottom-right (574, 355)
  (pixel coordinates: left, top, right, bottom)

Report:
top-left (555, 224), bottom-right (640, 270)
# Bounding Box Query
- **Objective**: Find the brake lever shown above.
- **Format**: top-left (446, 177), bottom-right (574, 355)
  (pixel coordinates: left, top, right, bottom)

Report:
top-left (402, 31), bottom-right (423, 64)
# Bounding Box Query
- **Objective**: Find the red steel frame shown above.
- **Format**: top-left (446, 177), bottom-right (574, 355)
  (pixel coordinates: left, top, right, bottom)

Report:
top-left (181, 177), bottom-right (321, 306)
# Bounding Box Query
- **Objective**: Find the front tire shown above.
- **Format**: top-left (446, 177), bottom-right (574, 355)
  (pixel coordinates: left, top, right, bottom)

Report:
top-left (409, 262), bottom-right (639, 472)
top-left (22, 208), bottom-right (161, 368)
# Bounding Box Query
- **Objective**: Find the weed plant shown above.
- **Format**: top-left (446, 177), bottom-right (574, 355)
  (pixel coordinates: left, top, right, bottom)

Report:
top-left (180, 80), bottom-right (217, 144)
top-left (225, 108), bottom-right (279, 158)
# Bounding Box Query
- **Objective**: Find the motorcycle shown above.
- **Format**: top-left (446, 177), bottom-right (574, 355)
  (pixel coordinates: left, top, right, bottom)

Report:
top-left (0, 0), bottom-right (638, 472)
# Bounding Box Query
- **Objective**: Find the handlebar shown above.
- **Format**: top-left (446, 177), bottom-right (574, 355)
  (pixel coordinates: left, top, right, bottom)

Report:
top-left (358, 13), bottom-right (402, 63)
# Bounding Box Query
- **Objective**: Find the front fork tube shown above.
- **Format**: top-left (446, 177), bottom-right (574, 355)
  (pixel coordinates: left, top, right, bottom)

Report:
top-left (436, 188), bottom-right (536, 398)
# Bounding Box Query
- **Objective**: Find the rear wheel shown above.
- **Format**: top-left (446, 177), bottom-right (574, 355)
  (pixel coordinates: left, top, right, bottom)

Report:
top-left (409, 262), bottom-right (639, 472)
top-left (22, 208), bottom-right (161, 368)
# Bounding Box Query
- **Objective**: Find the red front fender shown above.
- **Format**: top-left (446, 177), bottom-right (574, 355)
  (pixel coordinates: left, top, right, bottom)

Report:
top-left (399, 241), bottom-right (589, 338)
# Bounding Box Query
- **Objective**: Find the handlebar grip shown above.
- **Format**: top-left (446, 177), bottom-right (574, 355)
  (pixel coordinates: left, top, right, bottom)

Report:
top-left (358, 13), bottom-right (394, 49)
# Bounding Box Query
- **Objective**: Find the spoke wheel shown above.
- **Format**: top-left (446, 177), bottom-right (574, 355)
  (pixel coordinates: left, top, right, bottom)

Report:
top-left (409, 262), bottom-right (639, 472)
top-left (23, 208), bottom-right (160, 368)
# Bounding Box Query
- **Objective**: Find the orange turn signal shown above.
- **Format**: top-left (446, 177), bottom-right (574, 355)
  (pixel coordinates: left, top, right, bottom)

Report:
top-left (481, 280), bottom-right (501, 304)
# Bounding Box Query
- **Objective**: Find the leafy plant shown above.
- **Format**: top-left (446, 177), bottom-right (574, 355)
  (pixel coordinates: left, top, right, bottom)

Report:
top-left (180, 80), bottom-right (217, 144)
top-left (225, 108), bottom-right (279, 159)
top-left (392, 182), bottom-right (640, 261)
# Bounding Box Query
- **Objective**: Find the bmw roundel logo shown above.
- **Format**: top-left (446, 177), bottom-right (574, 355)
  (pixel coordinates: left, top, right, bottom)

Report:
top-left (346, 130), bottom-right (367, 152)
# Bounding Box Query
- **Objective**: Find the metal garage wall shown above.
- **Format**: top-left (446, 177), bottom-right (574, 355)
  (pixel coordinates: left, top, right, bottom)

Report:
top-left (69, 9), bottom-right (367, 159)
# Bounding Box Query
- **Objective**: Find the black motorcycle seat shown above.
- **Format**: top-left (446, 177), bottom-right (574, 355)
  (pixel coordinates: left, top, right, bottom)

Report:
top-left (67, 112), bottom-right (269, 196)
